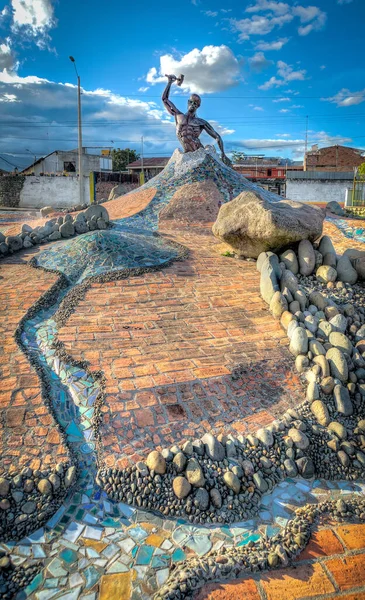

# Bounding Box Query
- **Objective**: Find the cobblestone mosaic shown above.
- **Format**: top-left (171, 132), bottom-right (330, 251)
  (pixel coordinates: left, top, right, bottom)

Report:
top-left (329, 217), bottom-right (365, 244)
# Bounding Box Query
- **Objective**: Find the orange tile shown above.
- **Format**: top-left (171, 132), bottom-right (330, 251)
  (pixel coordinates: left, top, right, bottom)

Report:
top-left (336, 524), bottom-right (365, 551)
top-left (194, 578), bottom-right (260, 600)
top-left (326, 554), bottom-right (365, 591)
top-left (297, 529), bottom-right (344, 561)
top-left (261, 562), bottom-right (335, 600)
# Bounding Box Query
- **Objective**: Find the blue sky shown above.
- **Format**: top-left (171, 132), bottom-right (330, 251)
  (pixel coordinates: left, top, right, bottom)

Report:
top-left (0, 0), bottom-right (364, 170)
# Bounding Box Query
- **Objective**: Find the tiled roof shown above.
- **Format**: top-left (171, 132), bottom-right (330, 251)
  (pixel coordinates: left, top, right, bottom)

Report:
top-left (127, 157), bottom-right (170, 168)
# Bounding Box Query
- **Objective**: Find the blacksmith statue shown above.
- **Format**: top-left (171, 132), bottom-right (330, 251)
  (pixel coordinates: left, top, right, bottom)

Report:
top-left (162, 74), bottom-right (231, 166)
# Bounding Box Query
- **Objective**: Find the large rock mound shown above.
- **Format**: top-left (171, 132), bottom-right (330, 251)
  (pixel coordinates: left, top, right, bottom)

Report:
top-left (212, 190), bottom-right (324, 258)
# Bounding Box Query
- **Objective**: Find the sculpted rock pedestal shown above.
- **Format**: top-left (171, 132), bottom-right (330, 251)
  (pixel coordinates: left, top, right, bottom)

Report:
top-left (212, 190), bottom-right (324, 258)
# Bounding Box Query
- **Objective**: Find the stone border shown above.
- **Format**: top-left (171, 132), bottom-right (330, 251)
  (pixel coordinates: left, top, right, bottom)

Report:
top-left (0, 204), bottom-right (111, 260)
top-left (154, 494), bottom-right (365, 599)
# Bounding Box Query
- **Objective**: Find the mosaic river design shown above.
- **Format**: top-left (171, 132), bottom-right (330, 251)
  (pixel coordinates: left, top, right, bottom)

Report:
top-left (3, 150), bottom-right (365, 599)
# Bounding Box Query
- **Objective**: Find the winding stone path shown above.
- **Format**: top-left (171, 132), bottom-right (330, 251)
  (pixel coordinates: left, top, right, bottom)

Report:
top-left (195, 522), bottom-right (365, 600)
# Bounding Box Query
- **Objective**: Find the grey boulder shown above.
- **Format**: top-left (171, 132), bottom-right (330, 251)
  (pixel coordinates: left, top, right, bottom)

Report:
top-left (289, 327), bottom-right (308, 357)
top-left (260, 256), bottom-right (280, 304)
top-left (280, 249), bottom-right (299, 275)
top-left (5, 235), bottom-right (23, 252)
top-left (318, 235), bottom-right (336, 257)
top-left (59, 221), bottom-right (75, 238)
top-left (212, 190), bottom-right (324, 258)
top-left (84, 204), bottom-right (110, 224)
top-left (201, 433), bottom-right (225, 461)
top-left (333, 384), bottom-right (353, 416)
top-left (327, 201), bottom-right (345, 216)
top-left (326, 347), bottom-right (348, 382)
top-left (74, 220), bottom-right (89, 234)
top-left (336, 255), bottom-right (358, 285)
top-left (298, 239), bottom-right (316, 275)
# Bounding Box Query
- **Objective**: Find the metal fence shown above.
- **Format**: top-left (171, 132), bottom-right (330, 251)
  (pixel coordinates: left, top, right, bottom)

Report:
top-left (352, 176), bottom-right (365, 206)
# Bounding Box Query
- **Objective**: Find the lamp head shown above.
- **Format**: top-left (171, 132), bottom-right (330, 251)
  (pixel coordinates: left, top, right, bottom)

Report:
top-left (69, 56), bottom-right (75, 62)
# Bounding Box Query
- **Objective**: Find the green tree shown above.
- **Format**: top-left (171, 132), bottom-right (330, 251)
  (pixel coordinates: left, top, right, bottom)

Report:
top-left (358, 162), bottom-right (365, 180)
top-left (111, 148), bottom-right (140, 171)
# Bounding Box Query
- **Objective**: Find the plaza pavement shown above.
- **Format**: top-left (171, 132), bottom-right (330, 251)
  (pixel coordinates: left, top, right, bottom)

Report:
top-left (1, 199), bottom-right (365, 598)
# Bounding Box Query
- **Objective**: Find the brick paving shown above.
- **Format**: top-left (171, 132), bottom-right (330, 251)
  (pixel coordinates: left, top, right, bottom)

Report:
top-left (58, 226), bottom-right (303, 468)
top-left (0, 257), bottom-right (69, 474)
top-left (194, 523), bottom-right (365, 600)
top-left (323, 219), bottom-right (365, 254)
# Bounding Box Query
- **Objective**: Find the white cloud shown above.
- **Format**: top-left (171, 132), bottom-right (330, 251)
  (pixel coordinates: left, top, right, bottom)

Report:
top-left (254, 106), bottom-right (264, 110)
top-left (203, 10), bottom-right (218, 17)
top-left (338, 0), bottom-right (353, 4)
top-left (11, 0), bottom-right (56, 47)
top-left (230, 14), bottom-right (293, 41)
top-left (296, 6), bottom-right (326, 36)
top-left (277, 60), bottom-right (306, 81)
top-left (248, 51), bottom-right (273, 72)
top-left (320, 65), bottom-right (326, 70)
top-left (233, 137), bottom-right (304, 149)
top-left (245, 1), bottom-right (290, 15)
top-left (146, 45), bottom-right (242, 94)
top-left (259, 60), bottom-right (306, 89)
top-left (209, 120), bottom-right (235, 135)
top-left (230, 2), bottom-right (326, 40)
top-left (138, 86), bottom-right (149, 93)
top-left (0, 92), bottom-right (18, 102)
top-left (290, 104), bottom-right (304, 108)
top-left (324, 88), bottom-right (365, 107)
top-left (255, 37), bottom-right (289, 50)
top-left (279, 108), bottom-right (290, 112)
top-left (272, 97), bottom-right (290, 102)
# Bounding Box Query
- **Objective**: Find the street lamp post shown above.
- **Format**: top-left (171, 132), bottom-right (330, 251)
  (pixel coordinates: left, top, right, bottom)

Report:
top-left (69, 56), bottom-right (83, 205)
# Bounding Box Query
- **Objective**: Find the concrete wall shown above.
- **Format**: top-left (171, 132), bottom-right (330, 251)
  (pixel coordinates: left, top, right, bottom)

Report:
top-left (18, 176), bottom-right (90, 208)
top-left (286, 179), bottom-right (351, 205)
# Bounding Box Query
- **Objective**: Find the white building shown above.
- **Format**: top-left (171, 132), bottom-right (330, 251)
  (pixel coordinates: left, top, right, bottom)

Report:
top-left (286, 171), bottom-right (354, 205)
top-left (21, 149), bottom-right (112, 176)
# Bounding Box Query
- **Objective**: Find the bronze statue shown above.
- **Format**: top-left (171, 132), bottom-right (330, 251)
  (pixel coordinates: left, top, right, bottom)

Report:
top-left (162, 74), bottom-right (231, 166)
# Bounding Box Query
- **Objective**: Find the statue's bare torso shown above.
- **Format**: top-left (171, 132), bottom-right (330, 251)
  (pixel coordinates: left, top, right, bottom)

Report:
top-left (175, 113), bottom-right (205, 152)
top-left (162, 74), bottom-right (231, 165)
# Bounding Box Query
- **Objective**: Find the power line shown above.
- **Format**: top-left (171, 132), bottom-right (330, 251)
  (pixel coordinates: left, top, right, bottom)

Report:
top-left (0, 154), bottom-right (20, 168)
top-left (0, 114), bottom-right (364, 127)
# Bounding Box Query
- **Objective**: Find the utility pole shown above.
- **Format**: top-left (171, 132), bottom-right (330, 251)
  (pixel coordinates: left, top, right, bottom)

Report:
top-left (69, 56), bottom-right (83, 205)
top-left (141, 136), bottom-right (145, 185)
top-left (304, 115), bottom-right (308, 171)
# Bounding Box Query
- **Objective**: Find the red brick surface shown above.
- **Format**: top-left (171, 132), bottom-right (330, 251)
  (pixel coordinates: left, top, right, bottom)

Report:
top-left (58, 227), bottom-right (303, 467)
top-left (0, 259), bottom-right (69, 474)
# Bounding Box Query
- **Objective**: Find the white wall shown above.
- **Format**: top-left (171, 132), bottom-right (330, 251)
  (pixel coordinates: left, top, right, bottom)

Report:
top-left (31, 152), bottom-right (102, 176)
top-left (19, 175), bottom-right (90, 208)
top-left (286, 179), bottom-right (351, 204)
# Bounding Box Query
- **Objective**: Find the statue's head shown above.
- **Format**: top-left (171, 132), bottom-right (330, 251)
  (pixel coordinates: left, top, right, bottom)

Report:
top-left (187, 93), bottom-right (201, 114)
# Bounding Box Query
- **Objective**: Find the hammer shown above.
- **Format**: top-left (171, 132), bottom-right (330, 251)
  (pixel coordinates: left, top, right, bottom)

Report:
top-left (165, 74), bottom-right (184, 86)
